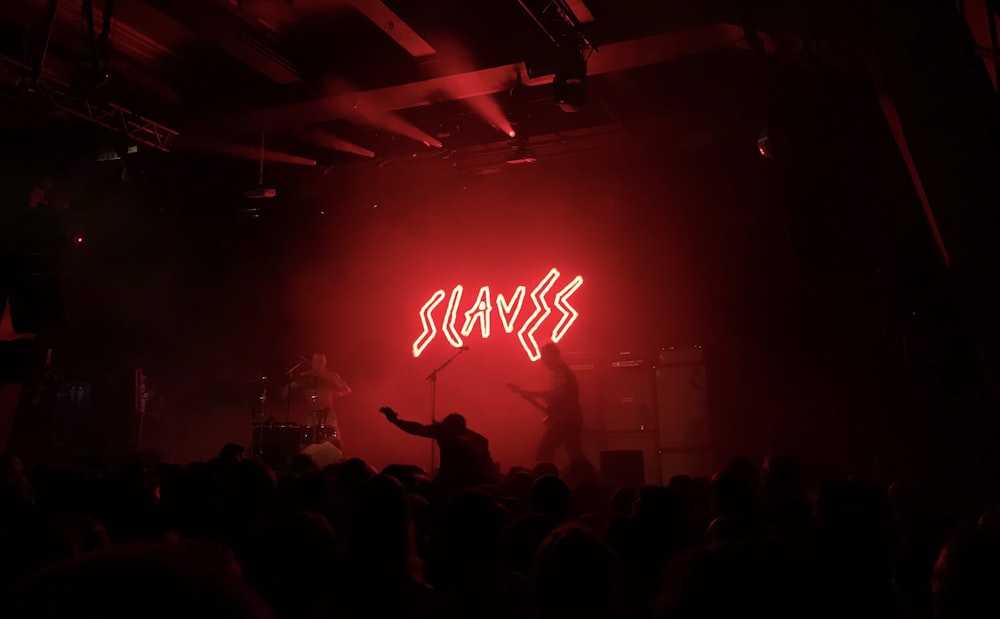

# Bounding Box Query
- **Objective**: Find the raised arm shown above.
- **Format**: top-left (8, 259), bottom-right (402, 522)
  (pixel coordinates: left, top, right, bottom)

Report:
top-left (379, 407), bottom-right (435, 438)
top-left (330, 372), bottom-right (352, 397)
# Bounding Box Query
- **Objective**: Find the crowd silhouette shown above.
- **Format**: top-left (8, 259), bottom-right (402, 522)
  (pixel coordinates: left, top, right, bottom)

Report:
top-left (1, 425), bottom-right (999, 619)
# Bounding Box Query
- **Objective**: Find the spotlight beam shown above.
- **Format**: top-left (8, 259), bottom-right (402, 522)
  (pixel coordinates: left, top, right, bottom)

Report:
top-left (306, 129), bottom-right (375, 158)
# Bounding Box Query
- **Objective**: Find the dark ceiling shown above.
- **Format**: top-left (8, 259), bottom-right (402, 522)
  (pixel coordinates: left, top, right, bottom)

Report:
top-left (0, 0), bottom-right (829, 174)
top-left (1, 1), bottom-right (990, 176)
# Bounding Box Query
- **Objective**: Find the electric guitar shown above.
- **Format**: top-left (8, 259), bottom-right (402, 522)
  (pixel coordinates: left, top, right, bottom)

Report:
top-left (506, 383), bottom-right (550, 423)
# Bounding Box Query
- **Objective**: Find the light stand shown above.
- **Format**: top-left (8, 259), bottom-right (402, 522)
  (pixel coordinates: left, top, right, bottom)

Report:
top-left (425, 346), bottom-right (468, 474)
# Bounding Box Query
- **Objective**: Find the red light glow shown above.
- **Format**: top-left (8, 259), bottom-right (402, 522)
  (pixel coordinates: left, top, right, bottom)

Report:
top-left (412, 269), bottom-right (583, 361)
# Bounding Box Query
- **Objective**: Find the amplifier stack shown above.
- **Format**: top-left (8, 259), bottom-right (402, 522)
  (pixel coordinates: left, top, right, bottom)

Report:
top-left (568, 347), bottom-right (711, 485)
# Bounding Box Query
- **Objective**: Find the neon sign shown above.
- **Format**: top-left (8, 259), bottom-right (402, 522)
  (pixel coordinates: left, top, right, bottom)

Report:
top-left (412, 268), bottom-right (583, 361)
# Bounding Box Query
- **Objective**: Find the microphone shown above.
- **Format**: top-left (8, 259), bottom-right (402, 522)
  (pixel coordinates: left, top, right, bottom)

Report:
top-left (287, 356), bottom-right (308, 374)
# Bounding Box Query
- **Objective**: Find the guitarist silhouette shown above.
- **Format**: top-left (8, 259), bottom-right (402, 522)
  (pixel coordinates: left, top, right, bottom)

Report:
top-left (508, 343), bottom-right (588, 465)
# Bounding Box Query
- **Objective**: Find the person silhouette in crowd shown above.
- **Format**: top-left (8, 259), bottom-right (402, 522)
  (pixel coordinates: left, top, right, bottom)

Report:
top-left (379, 406), bottom-right (496, 495)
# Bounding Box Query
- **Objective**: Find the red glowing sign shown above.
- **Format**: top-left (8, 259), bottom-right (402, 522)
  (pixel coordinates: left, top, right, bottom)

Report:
top-left (412, 268), bottom-right (583, 361)
top-left (462, 286), bottom-right (493, 338)
top-left (412, 290), bottom-right (447, 358)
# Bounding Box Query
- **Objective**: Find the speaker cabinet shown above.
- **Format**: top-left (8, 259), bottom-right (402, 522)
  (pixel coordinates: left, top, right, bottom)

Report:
top-left (566, 356), bottom-right (602, 431)
top-left (656, 348), bottom-right (709, 447)
top-left (583, 430), bottom-right (660, 486)
top-left (603, 367), bottom-right (655, 431)
top-left (569, 347), bottom-right (712, 483)
top-left (656, 347), bottom-right (712, 478)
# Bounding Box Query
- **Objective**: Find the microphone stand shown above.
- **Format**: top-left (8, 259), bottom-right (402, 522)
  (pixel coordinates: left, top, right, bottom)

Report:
top-left (285, 358), bottom-right (307, 425)
top-left (426, 347), bottom-right (468, 474)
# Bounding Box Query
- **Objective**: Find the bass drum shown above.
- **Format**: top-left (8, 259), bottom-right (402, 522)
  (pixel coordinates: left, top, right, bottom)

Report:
top-left (251, 422), bottom-right (302, 470)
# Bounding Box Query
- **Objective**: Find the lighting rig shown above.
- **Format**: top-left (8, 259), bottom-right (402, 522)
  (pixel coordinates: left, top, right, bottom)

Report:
top-left (0, 54), bottom-right (178, 153)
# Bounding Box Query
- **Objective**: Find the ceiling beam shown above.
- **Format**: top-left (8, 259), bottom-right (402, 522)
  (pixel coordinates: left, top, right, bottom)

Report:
top-left (350, 0), bottom-right (436, 57)
top-left (144, 0), bottom-right (301, 84)
top-left (564, 0), bottom-right (595, 24)
top-left (236, 24), bottom-right (754, 129)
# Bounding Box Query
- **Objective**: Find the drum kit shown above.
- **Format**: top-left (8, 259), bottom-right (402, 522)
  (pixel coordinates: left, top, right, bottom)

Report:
top-left (249, 372), bottom-right (338, 468)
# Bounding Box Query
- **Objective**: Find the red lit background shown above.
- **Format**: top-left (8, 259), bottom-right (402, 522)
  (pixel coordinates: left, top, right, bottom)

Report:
top-left (217, 139), bottom-right (783, 471)
top-left (6, 0), bottom-right (998, 483)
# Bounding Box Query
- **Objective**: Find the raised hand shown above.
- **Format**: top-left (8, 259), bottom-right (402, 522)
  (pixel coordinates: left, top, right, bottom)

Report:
top-left (379, 406), bottom-right (398, 421)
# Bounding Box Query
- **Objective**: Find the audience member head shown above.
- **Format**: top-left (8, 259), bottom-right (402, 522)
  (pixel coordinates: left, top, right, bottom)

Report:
top-left (933, 525), bottom-right (1000, 619)
top-left (570, 478), bottom-right (604, 517)
top-left (532, 475), bottom-right (571, 522)
top-left (669, 474), bottom-right (696, 498)
top-left (334, 458), bottom-right (374, 501)
top-left (979, 509), bottom-right (1000, 531)
top-left (817, 478), bottom-right (888, 541)
top-left (218, 443), bottom-right (245, 463)
top-left (288, 453), bottom-right (318, 476)
top-left (763, 455), bottom-right (803, 493)
top-left (540, 342), bottom-right (563, 369)
top-left (440, 489), bottom-right (505, 569)
top-left (59, 516), bottom-right (111, 554)
top-left (382, 464), bottom-right (417, 492)
top-left (9, 542), bottom-right (272, 619)
top-left (610, 486), bottom-right (637, 517)
top-left (711, 464), bottom-right (759, 517)
top-left (243, 511), bottom-right (340, 619)
top-left (634, 485), bottom-right (682, 522)
top-left (533, 462), bottom-right (560, 478)
top-left (534, 524), bottom-right (616, 619)
top-left (220, 459), bottom-right (275, 519)
top-left (440, 413), bottom-right (467, 435)
top-left (347, 474), bottom-right (417, 577)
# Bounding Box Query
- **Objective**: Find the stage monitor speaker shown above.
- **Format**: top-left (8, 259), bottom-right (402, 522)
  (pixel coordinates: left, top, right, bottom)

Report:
top-left (583, 430), bottom-right (660, 486)
top-left (656, 347), bottom-right (711, 476)
top-left (600, 449), bottom-right (645, 489)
